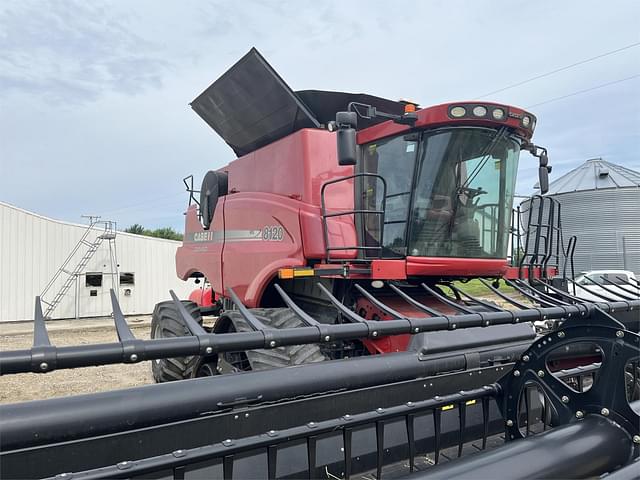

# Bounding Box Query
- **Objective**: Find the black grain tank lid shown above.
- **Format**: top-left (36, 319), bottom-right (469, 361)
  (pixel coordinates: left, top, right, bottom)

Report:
top-left (294, 90), bottom-right (404, 130)
top-left (191, 48), bottom-right (405, 156)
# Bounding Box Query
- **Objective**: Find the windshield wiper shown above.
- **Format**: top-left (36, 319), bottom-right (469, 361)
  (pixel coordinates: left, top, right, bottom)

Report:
top-left (461, 126), bottom-right (508, 190)
top-left (440, 127), bottom-right (509, 239)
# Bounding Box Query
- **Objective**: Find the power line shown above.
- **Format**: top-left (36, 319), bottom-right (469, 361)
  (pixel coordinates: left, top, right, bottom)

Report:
top-left (107, 199), bottom-right (186, 216)
top-left (98, 192), bottom-right (184, 215)
top-left (476, 41), bottom-right (640, 99)
top-left (526, 74), bottom-right (640, 108)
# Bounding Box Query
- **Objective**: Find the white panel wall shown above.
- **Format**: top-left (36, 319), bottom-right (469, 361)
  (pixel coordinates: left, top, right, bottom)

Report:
top-left (0, 202), bottom-right (195, 322)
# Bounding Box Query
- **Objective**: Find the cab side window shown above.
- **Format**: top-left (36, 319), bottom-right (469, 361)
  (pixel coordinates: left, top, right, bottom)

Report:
top-left (361, 136), bottom-right (418, 256)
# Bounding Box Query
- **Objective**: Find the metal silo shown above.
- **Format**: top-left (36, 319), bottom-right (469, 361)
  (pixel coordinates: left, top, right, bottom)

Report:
top-left (521, 158), bottom-right (640, 277)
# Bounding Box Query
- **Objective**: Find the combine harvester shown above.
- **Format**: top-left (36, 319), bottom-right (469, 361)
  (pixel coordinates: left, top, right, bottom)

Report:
top-left (1, 49), bottom-right (639, 479)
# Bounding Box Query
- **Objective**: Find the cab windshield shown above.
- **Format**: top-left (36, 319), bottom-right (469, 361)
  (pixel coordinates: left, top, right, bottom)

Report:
top-left (361, 127), bottom-right (520, 259)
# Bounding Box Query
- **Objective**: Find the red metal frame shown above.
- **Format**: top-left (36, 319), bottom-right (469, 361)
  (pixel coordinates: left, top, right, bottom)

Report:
top-left (406, 257), bottom-right (509, 277)
top-left (504, 266), bottom-right (558, 280)
top-left (188, 287), bottom-right (216, 307)
top-left (355, 294), bottom-right (461, 354)
top-left (357, 102), bottom-right (535, 144)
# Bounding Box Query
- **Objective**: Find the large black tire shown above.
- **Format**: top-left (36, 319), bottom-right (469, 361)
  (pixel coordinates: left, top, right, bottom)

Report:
top-left (220, 308), bottom-right (327, 371)
top-left (150, 300), bottom-right (205, 382)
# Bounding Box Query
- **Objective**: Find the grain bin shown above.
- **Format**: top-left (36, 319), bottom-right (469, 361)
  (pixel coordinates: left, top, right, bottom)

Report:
top-left (520, 158), bottom-right (640, 277)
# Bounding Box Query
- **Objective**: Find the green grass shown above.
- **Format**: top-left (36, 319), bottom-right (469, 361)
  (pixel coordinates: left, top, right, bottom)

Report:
top-left (450, 278), bottom-right (516, 297)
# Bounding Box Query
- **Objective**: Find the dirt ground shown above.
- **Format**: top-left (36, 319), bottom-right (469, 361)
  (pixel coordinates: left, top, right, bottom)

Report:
top-left (0, 296), bottom-right (526, 405)
top-left (0, 322), bottom-right (154, 404)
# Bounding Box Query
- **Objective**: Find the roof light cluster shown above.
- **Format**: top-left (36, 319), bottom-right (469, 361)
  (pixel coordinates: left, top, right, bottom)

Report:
top-left (448, 104), bottom-right (506, 121)
top-left (447, 103), bottom-right (536, 131)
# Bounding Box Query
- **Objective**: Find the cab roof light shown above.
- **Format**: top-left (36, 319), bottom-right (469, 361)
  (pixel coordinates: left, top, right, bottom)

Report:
top-left (472, 105), bottom-right (487, 117)
top-left (450, 106), bottom-right (467, 118)
top-left (492, 108), bottom-right (506, 120)
top-left (448, 103), bottom-right (523, 125)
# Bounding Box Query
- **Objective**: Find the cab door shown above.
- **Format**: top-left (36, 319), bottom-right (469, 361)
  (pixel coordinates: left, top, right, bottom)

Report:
top-left (359, 134), bottom-right (419, 257)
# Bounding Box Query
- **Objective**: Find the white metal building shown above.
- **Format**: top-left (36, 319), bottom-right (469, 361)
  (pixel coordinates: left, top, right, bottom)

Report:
top-left (0, 201), bottom-right (195, 322)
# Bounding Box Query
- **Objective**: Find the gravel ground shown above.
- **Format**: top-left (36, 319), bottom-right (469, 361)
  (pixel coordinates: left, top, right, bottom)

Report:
top-left (0, 324), bottom-right (154, 404)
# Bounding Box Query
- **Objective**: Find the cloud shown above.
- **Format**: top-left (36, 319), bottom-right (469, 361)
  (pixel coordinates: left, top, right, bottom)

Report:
top-left (0, 0), bottom-right (638, 231)
top-left (0, 0), bottom-right (170, 104)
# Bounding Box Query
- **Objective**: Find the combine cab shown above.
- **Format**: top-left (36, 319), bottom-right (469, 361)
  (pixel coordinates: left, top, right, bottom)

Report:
top-left (1, 48), bottom-right (638, 479)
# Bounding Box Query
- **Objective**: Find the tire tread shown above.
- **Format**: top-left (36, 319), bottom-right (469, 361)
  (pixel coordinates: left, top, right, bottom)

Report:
top-left (150, 301), bottom-right (202, 382)
top-left (221, 308), bottom-right (326, 371)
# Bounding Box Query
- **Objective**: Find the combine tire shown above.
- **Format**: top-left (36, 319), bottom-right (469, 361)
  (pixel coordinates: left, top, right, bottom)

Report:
top-left (150, 300), bottom-right (206, 382)
top-left (220, 308), bottom-right (327, 371)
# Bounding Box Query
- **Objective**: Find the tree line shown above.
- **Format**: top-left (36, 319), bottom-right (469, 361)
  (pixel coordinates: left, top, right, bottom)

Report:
top-left (124, 224), bottom-right (183, 241)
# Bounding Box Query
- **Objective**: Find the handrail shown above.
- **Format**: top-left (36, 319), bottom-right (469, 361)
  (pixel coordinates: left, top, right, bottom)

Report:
top-left (320, 173), bottom-right (387, 262)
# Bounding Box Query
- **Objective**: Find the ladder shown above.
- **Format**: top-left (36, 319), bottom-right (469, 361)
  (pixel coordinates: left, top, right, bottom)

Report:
top-left (40, 217), bottom-right (118, 319)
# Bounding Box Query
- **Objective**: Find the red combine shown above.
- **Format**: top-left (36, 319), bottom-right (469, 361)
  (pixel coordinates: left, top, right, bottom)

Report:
top-left (150, 48), bottom-right (557, 381)
top-left (2, 48), bottom-right (639, 480)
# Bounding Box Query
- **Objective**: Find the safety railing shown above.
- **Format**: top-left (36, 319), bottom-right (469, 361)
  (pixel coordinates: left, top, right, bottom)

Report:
top-left (511, 195), bottom-right (576, 281)
top-left (320, 173), bottom-right (387, 262)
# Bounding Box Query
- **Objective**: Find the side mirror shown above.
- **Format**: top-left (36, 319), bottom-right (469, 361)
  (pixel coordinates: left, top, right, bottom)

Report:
top-left (525, 142), bottom-right (551, 194)
top-left (538, 166), bottom-right (549, 194)
top-left (337, 128), bottom-right (357, 166)
top-left (336, 111), bottom-right (357, 128)
top-left (335, 111), bottom-right (358, 166)
top-left (538, 150), bottom-right (550, 194)
top-left (539, 151), bottom-right (549, 168)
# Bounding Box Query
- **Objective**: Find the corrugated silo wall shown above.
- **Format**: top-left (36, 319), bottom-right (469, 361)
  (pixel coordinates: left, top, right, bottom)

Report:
top-left (520, 188), bottom-right (640, 277)
top-left (555, 188), bottom-right (640, 276)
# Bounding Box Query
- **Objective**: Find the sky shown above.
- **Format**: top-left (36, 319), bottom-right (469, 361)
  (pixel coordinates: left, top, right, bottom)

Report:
top-left (1, 0), bottom-right (638, 231)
